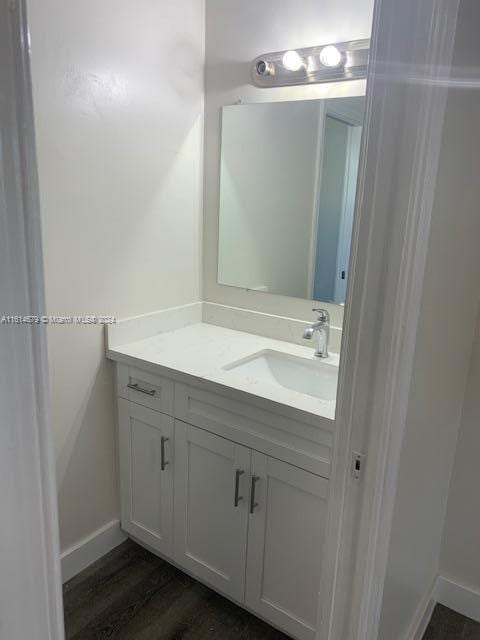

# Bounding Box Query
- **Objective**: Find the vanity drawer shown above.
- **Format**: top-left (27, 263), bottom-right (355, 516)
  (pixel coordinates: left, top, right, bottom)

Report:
top-left (117, 363), bottom-right (174, 416)
top-left (175, 383), bottom-right (333, 478)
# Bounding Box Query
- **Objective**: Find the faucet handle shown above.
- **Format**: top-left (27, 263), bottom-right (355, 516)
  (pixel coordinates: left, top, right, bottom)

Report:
top-left (312, 308), bottom-right (330, 323)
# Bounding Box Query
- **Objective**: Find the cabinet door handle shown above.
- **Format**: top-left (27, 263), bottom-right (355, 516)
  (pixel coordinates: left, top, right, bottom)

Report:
top-left (250, 475), bottom-right (260, 514)
top-left (127, 382), bottom-right (156, 396)
top-left (234, 469), bottom-right (245, 507)
top-left (160, 436), bottom-right (169, 471)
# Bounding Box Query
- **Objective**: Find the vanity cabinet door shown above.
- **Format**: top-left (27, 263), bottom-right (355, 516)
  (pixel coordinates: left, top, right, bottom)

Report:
top-left (174, 421), bottom-right (251, 603)
top-left (118, 399), bottom-right (174, 557)
top-left (245, 453), bottom-right (329, 640)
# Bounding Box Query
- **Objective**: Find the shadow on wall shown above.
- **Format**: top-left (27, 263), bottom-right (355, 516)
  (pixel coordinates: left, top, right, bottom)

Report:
top-left (166, 39), bottom-right (205, 102)
top-left (52, 325), bottom-right (117, 550)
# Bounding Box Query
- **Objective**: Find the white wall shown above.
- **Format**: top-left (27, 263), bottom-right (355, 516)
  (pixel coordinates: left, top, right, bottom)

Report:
top-left (28, 0), bottom-right (205, 551)
top-left (203, 0), bottom-right (373, 323)
top-left (218, 101), bottom-right (321, 298)
top-left (440, 306), bottom-right (480, 592)
top-left (438, 0), bottom-right (480, 601)
top-left (378, 1), bottom-right (480, 635)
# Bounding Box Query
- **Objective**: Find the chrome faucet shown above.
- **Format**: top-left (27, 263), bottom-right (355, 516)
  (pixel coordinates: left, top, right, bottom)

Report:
top-left (303, 308), bottom-right (330, 358)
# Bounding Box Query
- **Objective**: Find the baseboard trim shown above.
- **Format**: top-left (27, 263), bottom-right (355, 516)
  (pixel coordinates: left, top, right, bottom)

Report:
top-left (404, 575), bottom-right (438, 640)
top-left (437, 575), bottom-right (480, 623)
top-left (61, 520), bottom-right (127, 583)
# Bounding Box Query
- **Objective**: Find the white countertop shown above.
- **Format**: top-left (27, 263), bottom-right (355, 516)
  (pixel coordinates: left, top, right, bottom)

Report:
top-left (107, 322), bottom-right (339, 420)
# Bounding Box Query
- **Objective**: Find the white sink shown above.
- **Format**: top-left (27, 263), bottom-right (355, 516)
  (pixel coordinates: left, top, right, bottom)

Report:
top-left (224, 349), bottom-right (338, 402)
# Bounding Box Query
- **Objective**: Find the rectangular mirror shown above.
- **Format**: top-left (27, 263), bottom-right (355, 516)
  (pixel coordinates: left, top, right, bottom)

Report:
top-left (217, 96), bottom-right (365, 304)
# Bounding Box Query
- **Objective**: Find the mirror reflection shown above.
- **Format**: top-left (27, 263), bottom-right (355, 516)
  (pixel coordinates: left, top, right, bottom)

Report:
top-left (217, 96), bottom-right (365, 304)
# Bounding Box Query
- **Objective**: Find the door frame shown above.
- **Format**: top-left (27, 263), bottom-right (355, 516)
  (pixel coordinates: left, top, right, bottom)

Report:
top-left (319, 0), bottom-right (460, 639)
top-left (310, 111), bottom-right (357, 303)
top-left (332, 122), bottom-right (361, 304)
top-left (0, 1), bottom-right (64, 639)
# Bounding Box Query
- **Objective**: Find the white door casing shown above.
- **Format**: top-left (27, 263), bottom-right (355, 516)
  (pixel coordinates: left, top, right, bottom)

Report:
top-left (320, 0), bottom-right (461, 638)
top-left (0, 1), bottom-right (64, 639)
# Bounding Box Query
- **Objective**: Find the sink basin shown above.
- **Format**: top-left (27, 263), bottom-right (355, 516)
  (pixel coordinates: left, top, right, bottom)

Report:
top-left (224, 349), bottom-right (338, 401)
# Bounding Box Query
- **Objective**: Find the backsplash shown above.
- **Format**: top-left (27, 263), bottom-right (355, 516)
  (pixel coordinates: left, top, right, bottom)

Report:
top-left (106, 301), bottom-right (342, 353)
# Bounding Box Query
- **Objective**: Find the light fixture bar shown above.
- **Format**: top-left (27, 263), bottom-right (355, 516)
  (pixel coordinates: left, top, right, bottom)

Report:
top-left (251, 39), bottom-right (370, 88)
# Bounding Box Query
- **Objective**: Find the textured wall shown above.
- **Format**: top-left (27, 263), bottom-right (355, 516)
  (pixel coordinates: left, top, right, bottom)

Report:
top-left (28, 0), bottom-right (205, 551)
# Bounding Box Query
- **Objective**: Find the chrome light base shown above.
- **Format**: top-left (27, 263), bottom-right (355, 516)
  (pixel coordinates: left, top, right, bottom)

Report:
top-left (251, 39), bottom-right (370, 88)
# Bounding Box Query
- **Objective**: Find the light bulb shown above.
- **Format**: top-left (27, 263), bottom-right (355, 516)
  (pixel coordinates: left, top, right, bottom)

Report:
top-left (282, 50), bottom-right (304, 72)
top-left (319, 45), bottom-right (343, 68)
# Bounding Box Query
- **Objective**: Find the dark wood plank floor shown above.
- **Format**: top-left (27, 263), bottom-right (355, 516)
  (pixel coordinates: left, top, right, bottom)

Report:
top-left (63, 539), bottom-right (290, 639)
top-left (63, 539), bottom-right (480, 640)
top-left (423, 604), bottom-right (480, 640)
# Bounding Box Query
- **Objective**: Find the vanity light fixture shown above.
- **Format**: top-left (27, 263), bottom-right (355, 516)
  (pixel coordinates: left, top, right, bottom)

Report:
top-left (282, 50), bottom-right (304, 72)
top-left (319, 45), bottom-right (343, 68)
top-left (252, 38), bottom-right (370, 88)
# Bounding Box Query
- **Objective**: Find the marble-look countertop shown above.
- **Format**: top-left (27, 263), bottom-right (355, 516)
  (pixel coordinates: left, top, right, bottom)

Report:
top-left (107, 323), bottom-right (339, 421)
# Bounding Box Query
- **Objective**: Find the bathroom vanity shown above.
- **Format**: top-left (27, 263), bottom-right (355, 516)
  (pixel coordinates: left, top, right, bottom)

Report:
top-left (104, 83), bottom-right (362, 640)
top-left (107, 311), bottom-right (339, 640)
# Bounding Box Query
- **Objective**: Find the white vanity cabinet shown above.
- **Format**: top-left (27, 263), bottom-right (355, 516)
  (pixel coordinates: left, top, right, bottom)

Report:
top-left (173, 422), bottom-right (327, 640)
top-left (115, 362), bottom-right (332, 640)
top-left (173, 421), bottom-right (251, 603)
top-left (117, 364), bottom-right (174, 415)
top-left (245, 453), bottom-right (328, 640)
top-left (118, 399), bottom-right (174, 557)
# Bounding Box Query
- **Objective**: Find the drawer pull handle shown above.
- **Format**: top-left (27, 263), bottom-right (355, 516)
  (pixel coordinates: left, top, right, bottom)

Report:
top-left (234, 469), bottom-right (244, 507)
top-left (160, 436), bottom-right (169, 471)
top-left (250, 476), bottom-right (260, 514)
top-left (127, 382), bottom-right (156, 396)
